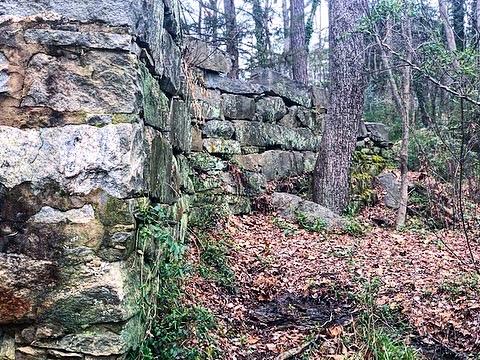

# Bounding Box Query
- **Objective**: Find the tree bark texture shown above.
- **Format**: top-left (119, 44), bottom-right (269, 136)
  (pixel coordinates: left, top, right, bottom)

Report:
top-left (224, 0), bottom-right (239, 78)
top-left (395, 17), bottom-right (413, 229)
top-left (290, 0), bottom-right (308, 84)
top-left (451, 0), bottom-right (465, 50)
top-left (312, 0), bottom-right (367, 213)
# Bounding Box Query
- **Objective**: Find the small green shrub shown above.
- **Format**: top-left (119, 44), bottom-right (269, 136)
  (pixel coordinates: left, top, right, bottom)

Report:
top-left (344, 216), bottom-right (366, 237)
top-left (272, 217), bottom-right (298, 237)
top-left (295, 211), bottom-right (328, 233)
top-left (198, 236), bottom-right (235, 290)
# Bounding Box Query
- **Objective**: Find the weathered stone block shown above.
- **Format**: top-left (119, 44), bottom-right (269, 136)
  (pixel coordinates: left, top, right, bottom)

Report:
top-left (141, 64), bottom-right (170, 131)
top-left (205, 72), bottom-right (266, 95)
top-left (186, 38), bottom-right (232, 74)
top-left (160, 31), bottom-right (182, 95)
top-left (203, 120), bottom-right (235, 139)
top-left (0, 124), bottom-right (146, 198)
top-left (255, 96), bottom-right (286, 122)
top-left (146, 129), bottom-right (174, 203)
top-left (22, 52), bottom-right (140, 113)
top-left (170, 98), bottom-right (191, 153)
top-left (23, 29), bottom-right (133, 50)
top-left (203, 138), bottom-right (241, 154)
top-left (189, 152), bottom-right (227, 172)
top-left (233, 121), bottom-right (319, 151)
top-left (233, 150), bottom-right (307, 180)
top-left (250, 69), bottom-right (312, 108)
top-left (222, 94), bottom-right (255, 119)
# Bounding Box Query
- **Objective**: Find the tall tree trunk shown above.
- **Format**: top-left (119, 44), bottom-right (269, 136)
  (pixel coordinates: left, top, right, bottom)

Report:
top-left (282, 0), bottom-right (291, 75)
top-left (224, 0), bottom-right (239, 78)
top-left (451, 0), bottom-right (465, 50)
top-left (396, 17), bottom-right (413, 229)
top-left (439, 0), bottom-right (458, 55)
top-left (252, 0), bottom-right (269, 67)
top-left (290, 0), bottom-right (308, 84)
top-left (209, 0), bottom-right (218, 43)
top-left (312, 0), bottom-right (367, 213)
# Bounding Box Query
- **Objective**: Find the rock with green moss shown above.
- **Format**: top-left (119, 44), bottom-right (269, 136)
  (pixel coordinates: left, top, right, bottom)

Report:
top-left (170, 98), bottom-right (191, 153)
top-left (147, 131), bottom-right (174, 203)
top-left (141, 64), bottom-right (170, 131)
top-left (203, 138), bottom-right (241, 155)
top-left (189, 152), bottom-right (227, 172)
top-left (233, 120), bottom-right (319, 151)
top-left (255, 96), bottom-right (286, 122)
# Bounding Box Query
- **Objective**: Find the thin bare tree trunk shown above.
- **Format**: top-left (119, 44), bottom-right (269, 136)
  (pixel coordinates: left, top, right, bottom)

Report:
top-left (290, 0), bottom-right (308, 84)
top-left (396, 17), bottom-right (413, 229)
top-left (282, 0), bottom-right (291, 75)
top-left (439, 0), bottom-right (459, 68)
top-left (312, 0), bottom-right (367, 213)
top-left (224, 0), bottom-right (239, 78)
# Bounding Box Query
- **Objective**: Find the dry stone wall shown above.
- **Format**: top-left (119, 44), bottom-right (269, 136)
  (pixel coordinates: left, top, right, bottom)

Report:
top-left (0, 0), bottom-right (188, 358)
top-left (0, 4), bottom-right (389, 356)
top-left (186, 46), bottom-right (389, 224)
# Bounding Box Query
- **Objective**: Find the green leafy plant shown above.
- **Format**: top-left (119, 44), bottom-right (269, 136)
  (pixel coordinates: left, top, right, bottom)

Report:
top-left (134, 203), bottom-right (218, 359)
top-left (197, 235), bottom-right (236, 291)
top-left (295, 211), bottom-right (328, 233)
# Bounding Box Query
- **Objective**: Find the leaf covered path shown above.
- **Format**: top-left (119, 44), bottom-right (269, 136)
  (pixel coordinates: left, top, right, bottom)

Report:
top-left (186, 209), bottom-right (480, 359)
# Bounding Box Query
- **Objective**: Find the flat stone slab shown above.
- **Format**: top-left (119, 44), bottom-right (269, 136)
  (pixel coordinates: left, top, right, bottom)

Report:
top-left (0, 123), bottom-right (146, 198)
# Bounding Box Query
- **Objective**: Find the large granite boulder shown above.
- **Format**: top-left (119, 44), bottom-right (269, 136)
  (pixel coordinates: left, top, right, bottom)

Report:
top-left (271, 192), bottom-right (345, 229)
top-left (0, 124), bottom-right (146, 198)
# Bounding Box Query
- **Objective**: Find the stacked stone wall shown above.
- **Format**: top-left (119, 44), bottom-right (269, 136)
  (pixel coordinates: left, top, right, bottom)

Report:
top-left (0, 5), bottom-right (389, 356)
top-left (0, 0), bottom-right (189, 358)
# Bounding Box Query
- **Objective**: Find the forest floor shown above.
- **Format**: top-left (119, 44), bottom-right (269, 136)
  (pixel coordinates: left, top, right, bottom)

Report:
top-left (185, 190), bottom-right (480, 359)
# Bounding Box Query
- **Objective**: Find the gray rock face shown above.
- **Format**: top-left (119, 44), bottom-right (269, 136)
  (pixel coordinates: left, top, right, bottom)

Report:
top-left (255, 96), bottom-right (286, 122)
top-left (170, 98), bottom-right (191, 153)
top-left (0, 0), bottom-right (141, 28)
top-left (249, 69), bottom-right (312, 108)
top-left (234, 150), bottom-right (311, 180)
top-left (0, 124), bottom-right (146, 198)
top-left (203, 120), bottom-right (235, 139)
top-left (365, 122), bottom-right (390, 146)
top-left (271, 192), bottom-right (344, 229)
top-left (222, 94), bottom-right (256, 119)
top-left (0, 52), bottom-right (8, 94)
top-left (205, 72), bottom-right (265, 95)
top-left (24, 29), bottom-right (133, 50)
top-left (22, 52), bottom-right (140, 113)
top-left (376, 171), bottom-right (400, 209)
top-left (160, 31), bottom-right (182, 95)
top-left (185, 38), bottom-right (232, 74)
top-left (234, 121), bottom-right (320, 151)
top-left (31, 205), bottom-right (95, 224)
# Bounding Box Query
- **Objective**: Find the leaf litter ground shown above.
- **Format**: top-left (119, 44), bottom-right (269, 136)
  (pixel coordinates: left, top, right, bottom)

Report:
top-left (185, 202), bottom-right (480, 359)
